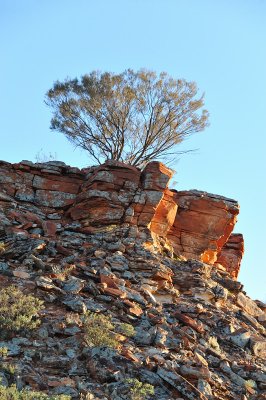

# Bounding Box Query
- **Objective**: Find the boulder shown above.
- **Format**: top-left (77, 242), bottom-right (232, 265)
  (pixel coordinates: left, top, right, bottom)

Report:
top-left (167, 190), bottom-right (239, 265)
top-left (216, 233), bottom-right (244, 278)
top-left (236, 292), bottom-right (265, 318)
top-left (150, 189), bottom-right (178, 235)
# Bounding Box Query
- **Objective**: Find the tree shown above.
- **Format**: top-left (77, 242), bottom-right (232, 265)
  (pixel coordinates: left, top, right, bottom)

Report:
top-left (45, 69), bottom-right (209, 167)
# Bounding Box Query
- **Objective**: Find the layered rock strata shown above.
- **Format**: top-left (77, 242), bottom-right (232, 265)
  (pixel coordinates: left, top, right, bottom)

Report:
top-left (1, 160), bottom-right (265, 400)
top-left (0, 159), bottom-right (243, 277)
top-left (167, 190), bottom-right (240, 266)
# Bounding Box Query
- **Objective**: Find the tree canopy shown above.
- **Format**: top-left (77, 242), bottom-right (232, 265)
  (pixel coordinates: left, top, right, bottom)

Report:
top-left (45, 69), bottom-right (209, 167)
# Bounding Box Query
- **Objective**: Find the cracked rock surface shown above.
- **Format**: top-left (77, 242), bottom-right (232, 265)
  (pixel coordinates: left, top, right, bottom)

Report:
top-left (0, 160), bottom-right (264, 399)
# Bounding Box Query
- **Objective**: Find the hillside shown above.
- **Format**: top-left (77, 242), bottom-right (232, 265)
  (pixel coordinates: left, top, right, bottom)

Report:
top-left (0, 159), bottom-right (265, 399)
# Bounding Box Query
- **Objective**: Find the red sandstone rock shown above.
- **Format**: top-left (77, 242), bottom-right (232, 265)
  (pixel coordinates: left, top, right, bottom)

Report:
top-left (216, 233), bottom-right (244, 278)
top-left (152, 269), bottom-right (173, 282)
top-left (42, 221), bottom-right (58, 237)
top-left (69, 162), bottom-right (141, 225)
top-left (32, 175), bottom-right (80, 194)
top-left (167, 190), bottom-right (240, 265)
top-left (133, 162), bottom-right (174, 227)
top-left (102, 286), bottom-right (127, 298)
top-left (56, 244), bottom-right (73, 256)
top-left (174, 312), bottom-right (205, 334)
top-left (150, 189), bottom-right (178, 235)
top-left (0, 159), bottom-right (244, 278)
top-left (132, 190), bottom-right (164, 226)
top-left (100, 273), bottom-right (120, 289)
top-left (8, 210), bottom-right (43, 226)
top-left (47, 377), bottom-right (76, 388)
top-left (141, 161), bottom-right (174, 190)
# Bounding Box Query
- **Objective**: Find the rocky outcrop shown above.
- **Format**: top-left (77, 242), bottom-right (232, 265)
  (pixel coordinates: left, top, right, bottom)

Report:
top-left (1, 159), bottom-right (265, 400)
top-left (166, 190), bottom-right (239, 265)
top-left (0, 159), bottom-right (243, 277)
top-left (68, 160), bottom-right (174, 230)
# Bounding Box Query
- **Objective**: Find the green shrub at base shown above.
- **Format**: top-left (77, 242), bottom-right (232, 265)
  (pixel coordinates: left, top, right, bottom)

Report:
top-left (116, 323), bottom-right (135, 338)
top-left (125, 378), bottom-right (155, 400)
top-left (83, 312), bottom-right (120, 349)
top-left (0, 385), bottom-right (71, 400)
top-left (0, 286), bottom-right (44, 337)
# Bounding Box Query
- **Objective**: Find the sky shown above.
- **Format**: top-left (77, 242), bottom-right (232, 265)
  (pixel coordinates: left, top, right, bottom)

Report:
top-left (0, 0), bottom-right (265, 300)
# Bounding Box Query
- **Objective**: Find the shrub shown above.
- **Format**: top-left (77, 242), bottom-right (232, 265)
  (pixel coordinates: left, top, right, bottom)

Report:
top-left (0, 286), bottom-right (44, 337)
top-left (0, 362), bottom-right (17, 376)
top-left (35, 149), bottom-right (57, 163)
top-left (0, 347), bottom-right (8, 358)
top-left (0, 385), bottom-right (71, 399)
top-left (125, 378), bottom-right (155, 400)
top-left (116, 323), bottom-right (135, 338)
top-left (83, 312), bottom-right (120, 349)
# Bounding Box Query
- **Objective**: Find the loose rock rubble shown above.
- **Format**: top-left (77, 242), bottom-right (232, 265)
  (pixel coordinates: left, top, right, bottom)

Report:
top-left (0, 159), bottom-right (264, 399)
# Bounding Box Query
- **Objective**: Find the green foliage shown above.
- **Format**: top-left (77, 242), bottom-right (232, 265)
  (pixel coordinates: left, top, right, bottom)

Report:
top-left (125, 378), bottom-right (155, 400)
top-left (0, 362), bottom-right (17, 376)
top-left (46, 69), bottom-right (209, 167)
top-left (116, 323), bottom-right (135, 337)
top-left (83, 312), bottom-right (120, 349)
top-left (0, 385), bottom-right (71, 399)
top-left (0, 347), bottom-right (8, 358)
top-left (0, 348), bottom-right (17, 385)
top-left (0, 286), bottom-right (44, 336)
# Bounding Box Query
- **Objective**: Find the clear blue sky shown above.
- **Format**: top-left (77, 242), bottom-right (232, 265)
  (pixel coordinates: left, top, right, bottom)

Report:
top-left (1, 0), bottom-right (265, 300)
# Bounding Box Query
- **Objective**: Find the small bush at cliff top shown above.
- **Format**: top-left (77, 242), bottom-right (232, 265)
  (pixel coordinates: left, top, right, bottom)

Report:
top-left (0, 385), bottom-right (71, 399)
top-left (83, 312), bottom-right (120, 349)
top-left (125, 378), bottom-right (155, 400)
top-left (0, 286), bottom-right (44, 337)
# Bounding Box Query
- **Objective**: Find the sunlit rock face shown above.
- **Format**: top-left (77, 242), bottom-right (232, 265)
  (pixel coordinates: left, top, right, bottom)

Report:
top-left (2, 159), bottom-right (266, 400)
top-left (0, 159), bottom-right (243, 277)
top-left (166, 190), bottom-right (240, 266)
top-left (69, 160), bottom-right (142, 227)
top-left (216, 233), bottom-right (244, 278)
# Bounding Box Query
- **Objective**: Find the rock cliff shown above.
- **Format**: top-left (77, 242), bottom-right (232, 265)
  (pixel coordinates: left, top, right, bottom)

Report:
top-left (0, 160), bottom-right (243, 278)
top-left (0, 159), bottom-right (264, 400)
